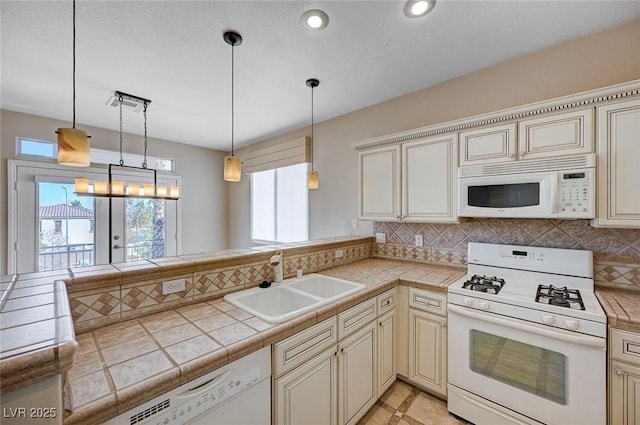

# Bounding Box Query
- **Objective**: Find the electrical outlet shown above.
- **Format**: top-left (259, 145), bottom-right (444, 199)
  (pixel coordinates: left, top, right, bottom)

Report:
top-left (351, 219), bottom-right (358, 229)
top-left (335, 249), bottom-right (344, 259)
top-left (375, 232), bottom-right (386, 243)
top-left (162, 279), bottom-right (185, 295)
top-left (415, 235), bottom-right (424, 247)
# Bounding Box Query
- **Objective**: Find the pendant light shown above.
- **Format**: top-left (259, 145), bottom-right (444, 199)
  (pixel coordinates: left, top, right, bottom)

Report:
top-left (306, 78), bottom-right (320, 190)
top-left (56, 0), bottom-right (91, 167)
top-left (223, 31), bottom-right (243, 182)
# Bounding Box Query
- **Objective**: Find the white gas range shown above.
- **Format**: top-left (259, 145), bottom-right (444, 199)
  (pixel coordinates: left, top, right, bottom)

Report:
top-left (447, 242), bottom-right (607, 425)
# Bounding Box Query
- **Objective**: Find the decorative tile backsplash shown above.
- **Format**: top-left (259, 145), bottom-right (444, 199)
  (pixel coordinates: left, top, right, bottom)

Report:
top-left (373, 219), bottom-right (640, 289)
top-left (69, 240), bottom-right (372, 333)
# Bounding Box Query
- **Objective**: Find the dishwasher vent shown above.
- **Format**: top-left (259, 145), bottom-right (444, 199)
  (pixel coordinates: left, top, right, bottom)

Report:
top-left (129, 399), bottom-right (170, 425)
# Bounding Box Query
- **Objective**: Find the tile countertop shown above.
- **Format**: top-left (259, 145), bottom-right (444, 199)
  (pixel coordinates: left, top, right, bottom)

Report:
top-left (596, 288), bottom-right (640, 333)
top-left (0, 271), bottom-right (77, 394)
top-left (63, 258), bottom-right (464, 425)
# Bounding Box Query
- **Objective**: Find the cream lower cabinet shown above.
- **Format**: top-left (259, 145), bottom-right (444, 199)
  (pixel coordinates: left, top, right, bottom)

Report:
top-left (274, 298), bottom-right (379, 425)
top-left (358, 134), bottom-right (458, 223)
top-left (377, 289), bottom-right (397, 396)
top-left (593, 98), bottom-right (640, 228)
top-left (609, 328), bottom-right (640, 425)
top-left (408, 288), bottom-right (447, 397)
top-left (275, 345), bottom-right (338, 425)
top-left (338, 321), bottom-right (378, 425)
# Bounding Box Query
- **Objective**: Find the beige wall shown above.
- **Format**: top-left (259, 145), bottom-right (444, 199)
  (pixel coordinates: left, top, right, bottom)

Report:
top-left (228, 19), bottom-right (640, 248)
top-left (0, 110), bottom-right (228, 274)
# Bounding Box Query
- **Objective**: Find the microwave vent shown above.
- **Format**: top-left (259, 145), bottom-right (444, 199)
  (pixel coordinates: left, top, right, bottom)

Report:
top-left (458, 154), bottom-right (596, 178)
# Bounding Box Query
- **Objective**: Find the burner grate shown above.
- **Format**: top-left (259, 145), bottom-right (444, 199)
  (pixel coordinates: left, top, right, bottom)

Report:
top-left (462, 274), bottom-right (505, 294)
top-left (535, 284), bottom-right (585, 310)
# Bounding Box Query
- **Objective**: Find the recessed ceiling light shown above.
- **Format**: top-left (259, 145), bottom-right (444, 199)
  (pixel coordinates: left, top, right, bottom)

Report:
top-left (301, 9), bottom-right (329, 31)
top-left (403, 0), bottom-right (436, 18)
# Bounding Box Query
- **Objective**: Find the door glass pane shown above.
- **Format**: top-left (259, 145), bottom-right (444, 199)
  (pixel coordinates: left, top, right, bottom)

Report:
top-left (125, 198), bottom-right (165, 261)
top-left (470, 330), bottom-right (566, 404)
top-left (38, 182), bottom-right (95, 271)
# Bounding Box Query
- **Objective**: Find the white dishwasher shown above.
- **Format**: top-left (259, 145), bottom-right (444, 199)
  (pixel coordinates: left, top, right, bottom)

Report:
top-left (103, 346), bottom-right (271, 425)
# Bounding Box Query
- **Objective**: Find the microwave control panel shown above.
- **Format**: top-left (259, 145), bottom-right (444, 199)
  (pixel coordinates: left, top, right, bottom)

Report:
top-left (558, 169), bottom-right (594, 218)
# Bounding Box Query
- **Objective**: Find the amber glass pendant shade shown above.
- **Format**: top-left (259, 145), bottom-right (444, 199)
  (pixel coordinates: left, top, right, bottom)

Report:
top-left (307, 170), bottom-right (319, 189)
top-left (57, 128), bottom-right (90, 167)
top-left (224, 155), bottom-right (242, 182)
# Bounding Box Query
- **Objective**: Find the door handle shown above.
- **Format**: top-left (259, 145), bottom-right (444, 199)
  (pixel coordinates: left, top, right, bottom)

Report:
top-left (113, 244), bottom-right (122, 249)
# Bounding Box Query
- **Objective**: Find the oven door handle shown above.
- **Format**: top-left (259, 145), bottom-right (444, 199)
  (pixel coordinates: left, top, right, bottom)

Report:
top-left (448, 304), bottom-right (605, 349)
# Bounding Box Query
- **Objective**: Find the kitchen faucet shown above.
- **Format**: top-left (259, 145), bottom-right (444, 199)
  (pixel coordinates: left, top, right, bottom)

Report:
top-left (270, 250), bottom-right (283, 283)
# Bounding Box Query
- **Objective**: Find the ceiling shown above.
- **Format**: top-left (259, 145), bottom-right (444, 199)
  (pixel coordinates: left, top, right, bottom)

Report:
top-left (2, 1), bottom-right (639, 151)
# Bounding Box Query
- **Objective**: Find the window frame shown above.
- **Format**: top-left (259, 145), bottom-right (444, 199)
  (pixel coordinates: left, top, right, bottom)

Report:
top-left (250, 163), bottom-right (309, 245)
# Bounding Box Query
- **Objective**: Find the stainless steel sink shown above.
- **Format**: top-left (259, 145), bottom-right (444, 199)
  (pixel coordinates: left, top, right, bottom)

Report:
top-left (224, 274), bottom-right (365, 323)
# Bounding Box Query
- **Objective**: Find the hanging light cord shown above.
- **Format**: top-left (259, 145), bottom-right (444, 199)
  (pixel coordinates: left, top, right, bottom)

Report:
top-left (72, 0), bottom-right (77, 129)
top-left (231, 41), bottom-right (235, 156)
top-left (142, 101), bottom-right (149, 169)
top-left (310, 84), bottom-right (314, 171)
top-left (118, 94), bottom-right (124, 166)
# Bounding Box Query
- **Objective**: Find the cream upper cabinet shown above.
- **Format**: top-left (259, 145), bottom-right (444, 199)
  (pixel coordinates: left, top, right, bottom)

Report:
top-left (609, 328), bottom-right (640, 425)
top-left (358, 134), bottom-right (458, 223)
top-left (518, 108), bottom-right (594, 160)
top-left (593, 98), bottom-right (640, 228)
top-left (459, 109), bottom-right (594, 167)
top-left (359, 145), bottom-right (401, 221)
top-left (459, 123), bottom-right (517, 166)
top-left (402, 134), bottom-right (458, 222)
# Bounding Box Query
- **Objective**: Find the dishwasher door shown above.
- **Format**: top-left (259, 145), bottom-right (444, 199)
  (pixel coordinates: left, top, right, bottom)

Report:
top-left (103, 346), bottom-right (271, 425)
top-left (189, 378), bottom-right (269, 425)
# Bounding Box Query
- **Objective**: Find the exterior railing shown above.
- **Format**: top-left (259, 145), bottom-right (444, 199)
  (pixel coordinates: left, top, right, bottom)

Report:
top-left (38, 244), bottom-right (94, 271)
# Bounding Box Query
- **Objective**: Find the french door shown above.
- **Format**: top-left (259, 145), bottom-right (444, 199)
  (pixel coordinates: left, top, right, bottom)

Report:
top-left (8, 160), bottom-right (180, 274)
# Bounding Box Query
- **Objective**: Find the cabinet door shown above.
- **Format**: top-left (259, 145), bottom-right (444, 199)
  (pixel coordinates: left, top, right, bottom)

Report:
top-left (408, 308), bottom-right (447, 396)
top-left (459, 123), bottom-right (517, 166)
top-left (609, 360), bottom-right (640, 425)
top-left (518, 108), bottom-right (594, 160)
top-left (402, 134), bottom-right (458, 222)
top-left (338, 321), bottom-right (377, 425)
top-left (377, 309), bottom-right (397, 396)
top-left (274, 346), bottom-right (338, 425)
top-left (359, 145), bottom-right (401, 221)
top-left (594, 98), bottom-right (640, 228)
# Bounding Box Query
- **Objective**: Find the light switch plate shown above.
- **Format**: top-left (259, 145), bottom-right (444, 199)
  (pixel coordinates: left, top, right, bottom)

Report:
top-left (375, 232), bottom-right (386, 243)
top-left (335, 249), bottom-right (344, 259)
top-left (351, 219), bottom-right (358, 229)
top-left (415, 235), bottom-right (423, 247)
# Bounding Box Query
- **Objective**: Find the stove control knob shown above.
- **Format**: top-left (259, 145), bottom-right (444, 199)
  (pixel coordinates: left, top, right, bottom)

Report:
top-left (463, 297), bottom-right (473, 307)
top-left (542, 314), bottom-right (555, 324)
top-left (478, 301), bottom-right (490, 310)
top-left (564, 319), bottom-right (579, 330)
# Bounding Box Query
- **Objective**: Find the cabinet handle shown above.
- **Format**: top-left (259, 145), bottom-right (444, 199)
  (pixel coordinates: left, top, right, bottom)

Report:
top-left (520, 151), bottom-right (526, 156)
top-left (395, 215), bottom-right (400, 219)
top-left (509, 153), bottom-right (514, 158)
top-left (440, 322), bottom-right (446, 327)
top-left (614, 368), bottom-right (624, 376)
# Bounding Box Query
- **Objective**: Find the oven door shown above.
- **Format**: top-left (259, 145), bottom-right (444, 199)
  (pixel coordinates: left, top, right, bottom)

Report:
top-left (447, 304), bottom-right (606, 425)
top-left (458, 171), bottom-right (558, 218)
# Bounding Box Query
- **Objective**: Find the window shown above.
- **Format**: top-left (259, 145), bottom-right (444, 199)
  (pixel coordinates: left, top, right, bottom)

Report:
top-left (251, 163), bottom-right (308, 243)
top-left (54, 220), bottom-right (62, 233)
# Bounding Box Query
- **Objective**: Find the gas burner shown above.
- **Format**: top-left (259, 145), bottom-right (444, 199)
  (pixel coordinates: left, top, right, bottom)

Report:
top-left (462, 274), bottom-right (505, 294)
top-left (535, 284), bottom-right (585, 310)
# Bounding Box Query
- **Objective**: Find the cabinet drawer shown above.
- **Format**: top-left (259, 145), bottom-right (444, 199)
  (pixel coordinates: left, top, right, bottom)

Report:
top-left (610, 328), bottom-right (640, 364)
top-left (377, 288), bottom-right (396, 316)
top-left (338, 298), bottom-right (377, 339)
top-left (409, 288), bottom-right (446, 316)
top-left (273, 317), bottom-right (338, 378)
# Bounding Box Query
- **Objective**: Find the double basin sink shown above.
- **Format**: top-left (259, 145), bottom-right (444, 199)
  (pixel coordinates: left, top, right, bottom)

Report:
top-left (224, 274), bottom-right (365, 323)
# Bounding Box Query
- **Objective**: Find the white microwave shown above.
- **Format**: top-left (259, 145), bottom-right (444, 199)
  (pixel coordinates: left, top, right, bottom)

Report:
top-left (458, 154), bottom-right (596, 219)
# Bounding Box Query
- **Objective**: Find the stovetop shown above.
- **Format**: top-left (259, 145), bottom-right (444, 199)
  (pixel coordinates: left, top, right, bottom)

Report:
top-left (447, 243), bottom-right (607, 335)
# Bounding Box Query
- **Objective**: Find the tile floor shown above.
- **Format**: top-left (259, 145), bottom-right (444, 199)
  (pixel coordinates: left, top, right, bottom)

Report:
top-left (358, 380), bottom-right (471, 425)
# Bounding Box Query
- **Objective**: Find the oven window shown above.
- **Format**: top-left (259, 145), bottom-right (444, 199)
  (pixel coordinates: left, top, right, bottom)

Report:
top-left (467, 183), bottom-right (540, 208)
top-left (470, 330), bottom-right (566, 404)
